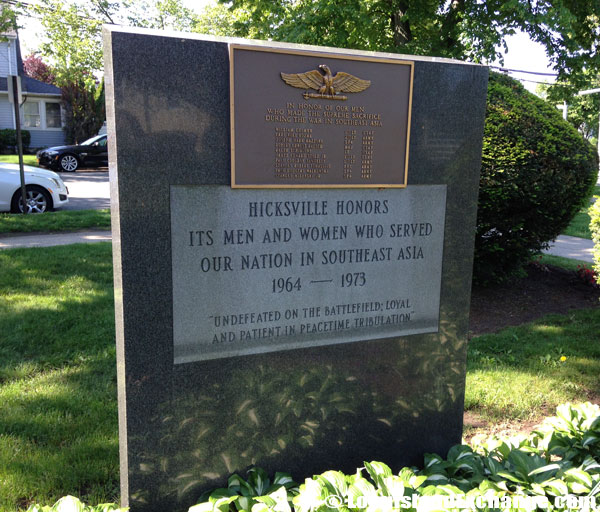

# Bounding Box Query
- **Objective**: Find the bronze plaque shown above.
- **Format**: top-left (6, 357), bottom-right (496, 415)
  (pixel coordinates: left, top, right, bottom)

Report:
top-left (230, 45), bottom-right (413, 188)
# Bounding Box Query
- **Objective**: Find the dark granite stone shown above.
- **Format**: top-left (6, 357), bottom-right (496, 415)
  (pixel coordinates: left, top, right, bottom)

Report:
top-left (104, 26), bottom-right (488, 512)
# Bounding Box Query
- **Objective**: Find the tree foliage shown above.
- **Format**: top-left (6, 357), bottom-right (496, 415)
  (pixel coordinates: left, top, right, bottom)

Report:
top-left (213, 0), bottom-right (600, 86)
top-left (23, 0), bottom-right (194, 142)
top-left (25, 0), bottom-right (198, 83)
top-left (0, 3), bottom-right (19, 36)
top-left (536, 72), bottom-right (600, 143)
top-left (61, 80), bottom-right (105, 145)
top-left (23, 54), bottom-right (56, 85)
top-left (30, 0), bottom-right (104, 88)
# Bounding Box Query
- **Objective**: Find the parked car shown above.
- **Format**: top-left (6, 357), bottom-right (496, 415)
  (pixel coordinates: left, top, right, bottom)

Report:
top-left (36, 134), bottom-right (108, 172)
top-left (0, 163), bottom-right (69, 213)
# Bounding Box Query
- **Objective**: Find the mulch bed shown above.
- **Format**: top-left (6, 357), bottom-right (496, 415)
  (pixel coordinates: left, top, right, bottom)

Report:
top-left (469, 262), bottom-right (600, 336)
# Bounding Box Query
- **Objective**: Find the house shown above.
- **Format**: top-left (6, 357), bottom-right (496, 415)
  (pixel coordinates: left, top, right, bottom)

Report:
top-left (0, 31), bottom-right (65, 149)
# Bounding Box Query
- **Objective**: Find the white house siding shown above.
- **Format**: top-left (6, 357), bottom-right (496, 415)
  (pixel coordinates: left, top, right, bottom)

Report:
top-left (0, 95), bottom-right (66, 149)
top-left (28, 129), bottom-right (65, 149)
top-left (0, 39), bottom-right (18, 76)
top-left (0, 96), bottom-right (14, 129)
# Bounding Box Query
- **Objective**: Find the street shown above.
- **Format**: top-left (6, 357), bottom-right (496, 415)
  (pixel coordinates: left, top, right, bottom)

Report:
top-left (57, 169), bottom-right (110, 210)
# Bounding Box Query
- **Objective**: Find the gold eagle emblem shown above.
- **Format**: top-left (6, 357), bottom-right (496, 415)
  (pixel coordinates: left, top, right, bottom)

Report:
top-left (280, 64), bottom-right (371, 101)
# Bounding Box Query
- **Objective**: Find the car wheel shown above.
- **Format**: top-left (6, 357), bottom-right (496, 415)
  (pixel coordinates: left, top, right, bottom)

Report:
top-left (11, 185), bottom-right (53, 214)
top-left (59, 154), bottom-right (79, 172)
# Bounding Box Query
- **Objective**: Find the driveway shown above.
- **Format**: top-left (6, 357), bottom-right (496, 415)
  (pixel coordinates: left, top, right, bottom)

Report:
top-left (57, 169), bottom-right (110, 210)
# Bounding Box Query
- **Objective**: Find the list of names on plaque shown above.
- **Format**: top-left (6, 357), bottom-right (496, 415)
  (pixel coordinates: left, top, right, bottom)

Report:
top-left (266, 103), bottom-right (382, 183)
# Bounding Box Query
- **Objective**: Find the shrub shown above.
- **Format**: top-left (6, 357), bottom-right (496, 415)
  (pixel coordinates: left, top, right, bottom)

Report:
top-left (591, 196), bottom-right (600, 285)
top-left (475, 72), bottom-right (598, 284)
top-left (0, 128), bottom-right (31, 152)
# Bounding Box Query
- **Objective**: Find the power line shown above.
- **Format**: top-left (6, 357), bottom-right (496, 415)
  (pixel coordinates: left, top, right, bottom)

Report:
top-left (489, 65), bottom-right (557, 77)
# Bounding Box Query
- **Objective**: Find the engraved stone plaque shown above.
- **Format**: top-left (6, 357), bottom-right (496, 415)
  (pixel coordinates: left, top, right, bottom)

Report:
top-left (230, 46), bottom-right (413, 188)
top-left (171, 186), bottom-right (446, 363)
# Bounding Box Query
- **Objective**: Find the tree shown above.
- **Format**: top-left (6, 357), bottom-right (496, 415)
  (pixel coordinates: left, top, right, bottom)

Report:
top-left (61, 79), bottom-right (105, 144)
top-left (26, 0), bottom-right (199, 142)
top-left (121, 0), bottom-right (199, 31)
top-left (536, 72), bottom-right (600, 142)
top-left (23, 54), bottom-right (56, 85)
top-left (30, 0), bottom-right (104, 88)
top-left (0, 3), bottom-right (19, 37)
top-left (193, 3), bottom-right (241, 37)
top-left (215, 0), bottom-right (600, 87)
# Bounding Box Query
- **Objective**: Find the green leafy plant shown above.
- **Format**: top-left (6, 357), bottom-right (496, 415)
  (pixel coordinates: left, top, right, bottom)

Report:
top-left (576, 264), bottom-right (599, 288)
top-left (0, 128), bottom-right (31, 151)
top-left (591, 195), bottom-right (600, 286)
top-left (26, 495), bottom-right (125, 512)
top-left (475, 73), bottom-right (598, 284)
top-left (189, 402), bottom-right (600, 512)
top-left (190, 468), bottom-right (298, 512)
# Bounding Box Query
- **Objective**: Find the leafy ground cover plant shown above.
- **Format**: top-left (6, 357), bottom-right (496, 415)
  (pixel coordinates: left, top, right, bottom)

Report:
top-left (576, 265), bottom-right (599, 288)
top-left (26, 496), bottom-right (125, 512)
top-left (190, 402), bottom-right (600, 512)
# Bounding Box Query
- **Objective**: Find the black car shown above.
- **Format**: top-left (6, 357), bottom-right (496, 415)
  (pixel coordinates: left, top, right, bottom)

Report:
top-left (36, 134), bottom-right (108, 172)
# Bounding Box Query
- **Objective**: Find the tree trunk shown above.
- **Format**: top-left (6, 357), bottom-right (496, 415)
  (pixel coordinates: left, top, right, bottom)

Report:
top-left (390, 1), bottom-right (412, 48)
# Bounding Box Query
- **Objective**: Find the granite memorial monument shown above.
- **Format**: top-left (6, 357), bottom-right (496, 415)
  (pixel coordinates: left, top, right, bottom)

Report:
top-left (104, 26), bottom-right (488, 512)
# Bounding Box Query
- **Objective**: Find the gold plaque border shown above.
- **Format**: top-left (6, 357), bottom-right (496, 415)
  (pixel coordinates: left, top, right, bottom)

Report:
top-left (229, 44), bottom-right (414, 189)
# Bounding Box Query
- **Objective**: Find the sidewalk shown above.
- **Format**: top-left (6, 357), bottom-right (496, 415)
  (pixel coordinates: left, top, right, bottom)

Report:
top-left (543, 235), bottom-right (595, 263)
top-left (0, 230), bottom-right (111, 250)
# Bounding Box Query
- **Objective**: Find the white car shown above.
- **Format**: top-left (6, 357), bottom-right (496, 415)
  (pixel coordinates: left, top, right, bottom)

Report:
top-left (0, 162), bottom-right (69, 213)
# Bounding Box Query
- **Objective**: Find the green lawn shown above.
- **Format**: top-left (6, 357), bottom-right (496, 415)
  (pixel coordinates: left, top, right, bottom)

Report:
top-left (561, 185), bottom-right (599, 239)
top-left (0, 155), bottom-right (39, 167)
top-left (533, 253), bottom-right (591, 272)
top-left (0, 209), bottom-right (111, 234)
top-left (1, 244), bottom-right (599, 510)
top-left (0, 244), bottom-right (118, 511)
top-left (563, 209), bottom-right (593, 239)
top-left (465, 308), bottom-right (600, 422)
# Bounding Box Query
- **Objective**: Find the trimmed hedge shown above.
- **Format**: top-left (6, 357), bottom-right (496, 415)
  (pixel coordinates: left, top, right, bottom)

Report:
top-left (0, 128), bottom-right (31, 152)
top-left (475, 73), bottom-right (598, 284)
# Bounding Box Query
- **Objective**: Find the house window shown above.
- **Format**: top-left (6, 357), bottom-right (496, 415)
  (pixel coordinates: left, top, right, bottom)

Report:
top-left (45, 103), bottom-right (62, 128)
top-left (22, 102), bottom-right (40, 128)
top-left (20, 101), bottom-right (63, 129)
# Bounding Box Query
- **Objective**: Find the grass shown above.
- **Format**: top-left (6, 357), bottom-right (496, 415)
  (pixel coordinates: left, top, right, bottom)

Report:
top-left (561, 186), bottom-right (599, 239)
top-left (0, 243), bottom-right (118, 511)
top-left (0, 244), bottom-right (599, 510)
top-left (533, 253), bottom-right (591, 272)
top-left (563, 209), bottom-right (592, 239)
top-left (465, 308), bottom-right (600, 423)
top-left (0, 209), bottom-right (111, 234)
top-left (0, 155), bottom-right (39, 167)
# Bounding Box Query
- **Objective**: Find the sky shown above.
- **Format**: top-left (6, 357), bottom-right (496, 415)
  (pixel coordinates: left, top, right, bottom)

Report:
top-left (17, 1), bottom-right (557, 94)
top-left (496, 31), bottom-right (556, 93)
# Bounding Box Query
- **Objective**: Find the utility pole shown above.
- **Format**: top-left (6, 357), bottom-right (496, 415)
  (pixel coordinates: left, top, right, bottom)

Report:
top-left (577, 87), bottom-right (600, 162)
top-left (8, 74), bottom-right (26, 214)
